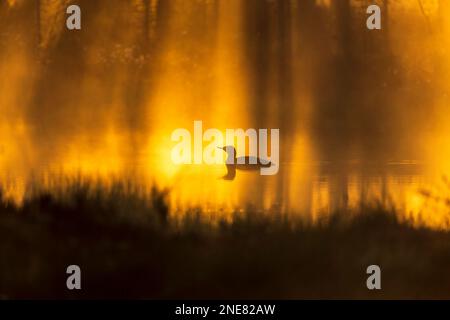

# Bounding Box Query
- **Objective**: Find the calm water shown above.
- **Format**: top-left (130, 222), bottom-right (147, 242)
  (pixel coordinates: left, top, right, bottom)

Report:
top-left (1, 149), bottom-right (442, 227)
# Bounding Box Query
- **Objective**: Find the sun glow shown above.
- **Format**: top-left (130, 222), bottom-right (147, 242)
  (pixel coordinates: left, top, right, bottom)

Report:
top-left (2, 1), bottom-right (450, 226)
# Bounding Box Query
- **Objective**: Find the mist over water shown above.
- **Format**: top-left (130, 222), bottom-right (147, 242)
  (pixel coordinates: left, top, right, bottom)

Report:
top-left (1, 0), bottom-right (450, 226)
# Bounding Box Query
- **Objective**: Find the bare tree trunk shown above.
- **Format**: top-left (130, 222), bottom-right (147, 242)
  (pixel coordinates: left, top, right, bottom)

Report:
top-left (36, 0), bottom-right (41, 49)
top-left (335, 0), bottom-right (351, 57)
top-left (143, 0), bottom-right (150, 43)
top-left (383, 0), bottom-right (389, 31)
top-left (383, 0), bottom-right (390, 52)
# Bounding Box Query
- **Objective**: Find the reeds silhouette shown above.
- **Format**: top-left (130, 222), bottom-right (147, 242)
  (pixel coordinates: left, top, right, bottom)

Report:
top-left (1, 179), bottom-right (450, 299)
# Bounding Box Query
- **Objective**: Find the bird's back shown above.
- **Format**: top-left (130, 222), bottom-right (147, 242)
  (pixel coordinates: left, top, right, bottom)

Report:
top-left (235, 156), bottom-right (272, 171)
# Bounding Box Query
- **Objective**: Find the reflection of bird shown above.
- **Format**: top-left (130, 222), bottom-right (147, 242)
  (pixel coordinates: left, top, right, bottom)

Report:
top-left (218, 146), bottom-right (272, 180)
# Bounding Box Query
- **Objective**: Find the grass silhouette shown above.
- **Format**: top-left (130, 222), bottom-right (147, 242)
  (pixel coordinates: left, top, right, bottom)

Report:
top-left (1, 179), bottom-right (450, 299)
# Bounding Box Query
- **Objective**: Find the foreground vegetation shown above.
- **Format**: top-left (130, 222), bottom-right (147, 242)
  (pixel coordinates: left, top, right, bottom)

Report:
top-left (1, 181), bottom-right (450, 299)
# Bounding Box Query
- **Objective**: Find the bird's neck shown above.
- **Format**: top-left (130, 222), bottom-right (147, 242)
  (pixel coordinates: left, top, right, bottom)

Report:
top-left (226, 153), bottom-right (236, 164)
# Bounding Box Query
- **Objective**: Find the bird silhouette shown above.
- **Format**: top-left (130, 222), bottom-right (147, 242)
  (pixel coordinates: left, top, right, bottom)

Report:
top-left (218, 146), bottom-right (272, 180)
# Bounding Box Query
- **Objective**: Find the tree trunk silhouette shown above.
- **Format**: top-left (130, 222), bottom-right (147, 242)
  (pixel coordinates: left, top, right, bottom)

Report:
top-left (335, 0), bottom-right (352, 57)
top-left (383, 0), bottom-right (391, 53)
top-left (143, 0), bottom-right (150, 43)
top-left (383, 0), bottom-right (389, 32)
top-left (36, 0), bottom-right (41, 49)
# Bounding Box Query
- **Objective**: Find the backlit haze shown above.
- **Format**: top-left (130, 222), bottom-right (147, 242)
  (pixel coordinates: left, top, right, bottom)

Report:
top-left (1, 0), bottom-right (450, 227)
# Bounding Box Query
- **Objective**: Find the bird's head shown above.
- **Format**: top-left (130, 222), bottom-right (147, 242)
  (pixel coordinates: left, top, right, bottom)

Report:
top-left (217, 145), bottom-right (236, 155)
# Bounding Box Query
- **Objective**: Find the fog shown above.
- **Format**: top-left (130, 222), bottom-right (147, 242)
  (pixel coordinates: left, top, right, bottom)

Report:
top-left (1, 0), bottom-right (449, 226)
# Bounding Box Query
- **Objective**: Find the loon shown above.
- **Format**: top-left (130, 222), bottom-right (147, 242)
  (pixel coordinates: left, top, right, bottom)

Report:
top-left (218, 146), bottom-right (272, 180)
